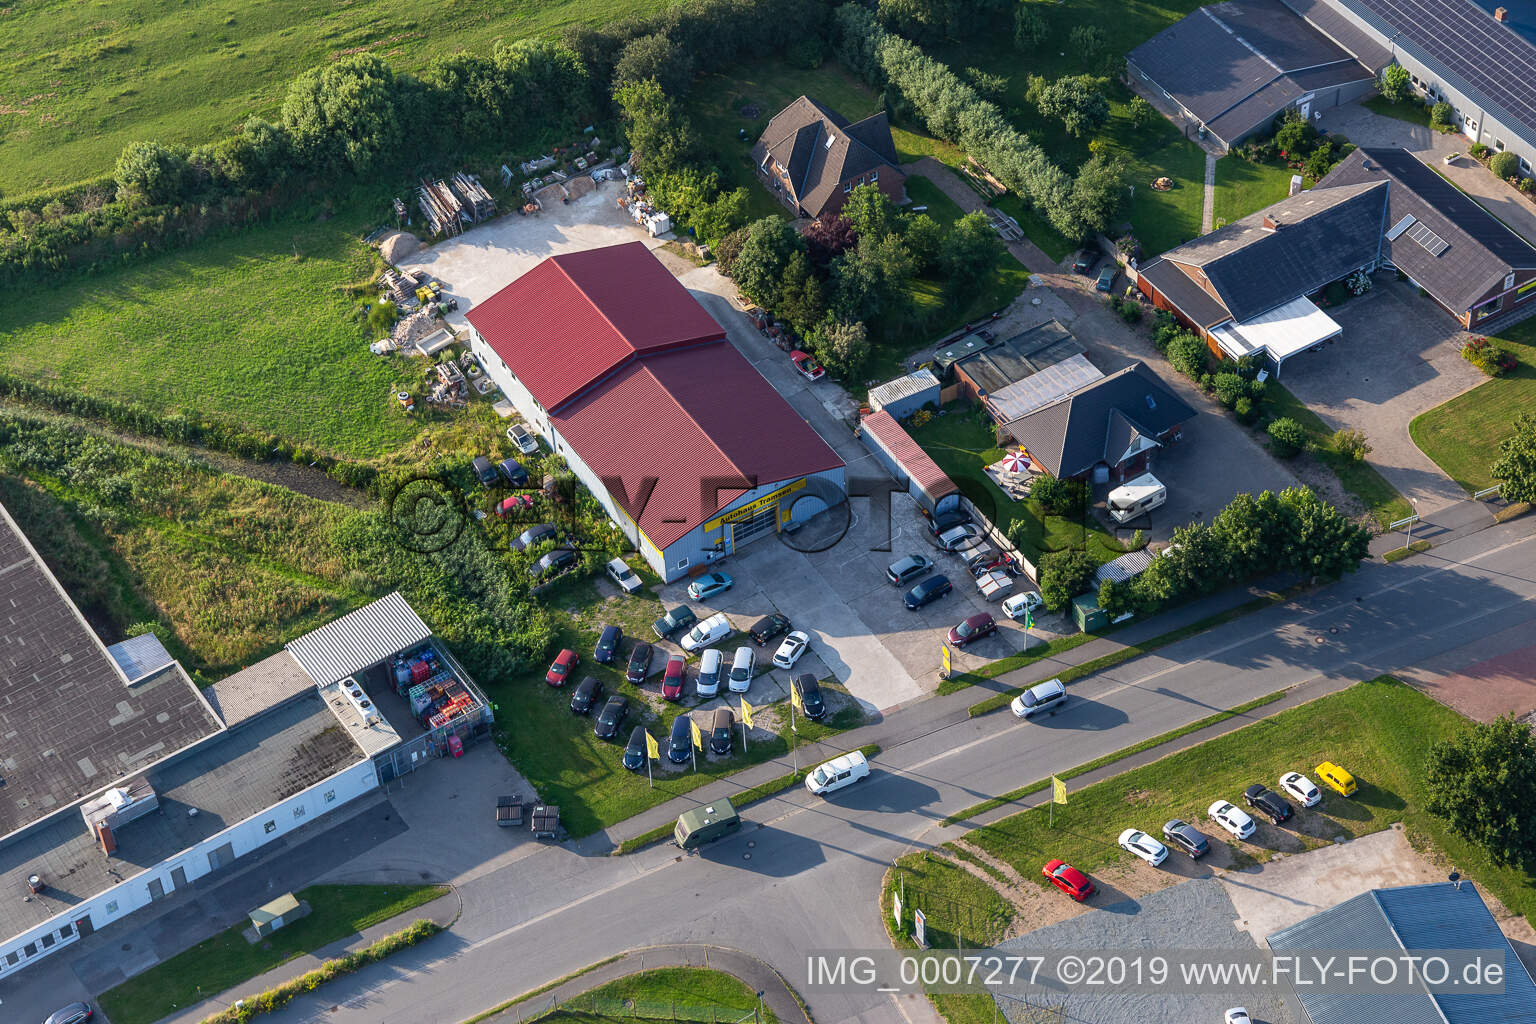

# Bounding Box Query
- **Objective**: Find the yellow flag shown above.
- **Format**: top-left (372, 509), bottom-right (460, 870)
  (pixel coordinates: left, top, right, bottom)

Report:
top-left (740, 697), bottom-right (755, 729)
top-left (1052, 776), bottom-right (1067, 806)
top-left (690, 716), bottom-right (704, 751)
top-left (644, 731), bottom-right (659, 761)
top-left (790, 684), bottom-right (804, 714)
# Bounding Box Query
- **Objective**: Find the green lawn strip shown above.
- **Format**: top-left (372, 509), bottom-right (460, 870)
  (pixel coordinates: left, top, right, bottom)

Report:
top-left (1212, 155), bottom-right (1297, 229)
top-left (965, 590), bottom-right (1287, 713)
top-left (962, 677), bottom-right (1536, 925)
top-left (1364, 95), bottom-right (1435, 129)
top-left (536, 966), bottom-right (778, 1024)
top-left (1265, 383), bottom-right (1414, 529)
top-left (99, 884), bottom-right (446, 1024)
top-left (1410, 318), bottom-right (1536, 493)
top-left (463, 956), bottom-right (630, 1024)
top-left (1382, 539), bottom-right (1432, 562)
top-left (904, 175), bottom-right (968, 229)
top-left (936, 633), bottom-right (1095, 696)
top-left (942, 691), bottom-right (1287, 825)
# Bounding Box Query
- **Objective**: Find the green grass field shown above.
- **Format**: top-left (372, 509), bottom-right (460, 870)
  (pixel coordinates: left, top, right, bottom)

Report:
top-left (0, 0), bottom-right (673, 197)
top-left (1364, 94), bottom-right (1435, 130)
top-left (904, 175), bottom-right (965, 229)
top-left (99, 884), bottom-right (445, 1024)
top-left (1212, 155), bottom-right (1297, 230)
top-left (0, 198), bottom-right (423, 459)
top-left (1410, 318), bottom-right (1536, 493)
top-left (535, 967), bottom-right (778, 1024)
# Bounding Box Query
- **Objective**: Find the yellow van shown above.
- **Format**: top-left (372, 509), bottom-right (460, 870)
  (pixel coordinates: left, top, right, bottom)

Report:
top-left (1316, 761), bottom-right (1357, 797)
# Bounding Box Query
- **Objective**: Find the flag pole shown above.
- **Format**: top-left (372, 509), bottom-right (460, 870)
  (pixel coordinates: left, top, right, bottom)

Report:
top-left (648, 748), bottom-right (653, 789)
top-left (790, 699), bottom-right (798, 775)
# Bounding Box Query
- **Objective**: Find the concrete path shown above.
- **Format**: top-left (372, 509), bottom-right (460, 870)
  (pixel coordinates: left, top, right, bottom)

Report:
top-left (1319, 101), bottom-right (1536, 245)
top-left (1201, 154), bottom-right (1217, 233)
top-left (900, 157), bottom-right (1061, 272)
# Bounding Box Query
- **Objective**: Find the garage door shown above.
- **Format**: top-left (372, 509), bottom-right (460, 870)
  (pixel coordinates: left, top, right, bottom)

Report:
top-left (731, 504), bottom-right (779, 549)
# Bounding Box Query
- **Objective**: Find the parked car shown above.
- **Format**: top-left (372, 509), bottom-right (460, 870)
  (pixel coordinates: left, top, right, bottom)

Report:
top-left (772, 630), bottom-right (810, 669)
top-left (1071, 248), bottom-right (1100, 274)
top-left (687, 572), bottom-right (734, 600)
top-left (904, 574), bottom-right (953, 609)
top-left (728, 646), bottom-right (755, 693)
top-left (938, 523), bottom-right (984, 551)
top-left (1002, 591), bottom-right (1045, 621)
top-left (1244, 783), bottom-right (1293, 824)
top-left (43, 1003), bottom-right (93, 1024)
top-left (652, 605), bottom-right (698, 639)
top-left (1118, 828), bottom-right (1169, 867)
top-left (495, 494), bottom-right (534, 517)
top-left (606, 558), bottom-right (642, 594)
top-left (710, 706), bottom-right (735, 755)
top-left (1095, 265), bottom-right (1117, 292)
top-left (511, 522), bottom-right (557, 552)
top-left (594, 695), bottom-right (629, 740)
top-left (545, 649), bottom-right (578, 687)
top-left (1161, 819), bottom-right (1210, 859)
top-left (696, 648), bottom-right (724, 698)
top-left (805, 750), bottom-right (870, 795)
top-left (792, 673), bottom-right (825, 720)
top-left (1010, 678), bottom-right (1067, 718)
top-left (1280, 771), bottom-right (1323, 808)
top-left (886, 554), bottom-right (933, 587)
top-left (626, 642), bottom-right (653, 685)
top-left (1224, 1010), bottom-right (1252, 1024)
top-left (926, 508), bottom-right (973, 536)
top-left (498, 457), bottom-right (529, 486)
top-left (529, 548), bottom-right (576, 580)
top-left (569, 675), bottom-right (603, 715)
top-left (668, 714), bottom-right (693, 763)
top-left (947, 612), bottom-right (996, 647)
top-left (623, 725), bottom-right (648, 770)
top-left (507, 422), bottom-right (539, 455)
top-left (1042, 859), bottom-right (1095, 901)
top-left (1208, 800), bottom-right (1256, 840)
top-left (749, 612), bottom-right (792, 645)
top-left (680, 612), bottom-right (731, 652)
top-left (790, 349), bottom-right (825, 381)
top-left (594, 624), bottom-right (622, 664)
top-left (1316, 761), bottom-right (1358, 796)
top-left (661, 654), bottom-right (686, 700)
top-left (472, 455), bottom-right (498, 485)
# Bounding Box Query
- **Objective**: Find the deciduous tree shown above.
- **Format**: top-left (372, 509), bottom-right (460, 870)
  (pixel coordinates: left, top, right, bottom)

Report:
top-left (1491, 412), bottom-right (1536, 504)
top-left (1427, 715), bottom-right (1536, 868)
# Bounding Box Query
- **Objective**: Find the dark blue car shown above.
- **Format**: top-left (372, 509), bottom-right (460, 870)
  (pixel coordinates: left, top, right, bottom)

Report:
top-left (499, 457), bottom-right (529, 486)
top-left (904, 574), bottom-right (953, 610)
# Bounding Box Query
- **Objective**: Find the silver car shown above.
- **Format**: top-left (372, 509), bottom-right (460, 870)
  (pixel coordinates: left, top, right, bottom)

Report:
top-left (728, 646), bottom-right (755, 693)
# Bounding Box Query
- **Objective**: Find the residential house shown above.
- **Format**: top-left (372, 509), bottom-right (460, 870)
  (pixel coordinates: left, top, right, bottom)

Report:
top-left (750, 96), bottom-right (906, 220)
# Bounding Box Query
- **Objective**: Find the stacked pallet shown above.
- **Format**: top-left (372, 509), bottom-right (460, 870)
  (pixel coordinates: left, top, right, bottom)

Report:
top-left (450, 172), bottom-right (496, 221)
top-left (418, 179), bottom-right (464, 237)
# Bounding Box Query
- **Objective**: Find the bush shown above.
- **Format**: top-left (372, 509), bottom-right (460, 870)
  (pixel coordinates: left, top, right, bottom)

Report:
top-left (1462, 335), bottom-right (1517, 377)
top-left (1013, 5), bottom-right (1049, 49)
top-left (786, 36), bottom-right (824, 69)
top-left (1128, 96), bottom-right (1158, 130)
top-left (1031, 475), bottom-right (1087, 517)
top-left (1332, 428), bottom-right (1373, 462)
top-left (1523, 177), bottom-right (1536, 194)
top-left (1470, 142), bottom-right (1490, 159)
top-left (1151, 311), bottom-right (1181, 351)
top-left (1267, 416), bottom-right (1309, 457)
top-left (1115, 296), bottom-right (1142, 324)
top-left (1233, 396), bottom-right (1257, 424)
top-left (1490, 150), bottom-right (1520, 180)
top-left (1380, 64), bottom-right (1412, 103)
top-left (1039, 548), bottom-right (1097, 611)
top-left (1431, 101), bottom-right (1454, 128)
top-left (1166, 332), bottom-right (1208, 379)
top-left (1212, 372), bottom-right (1247, 408)
top-left (1068, 25), bottom-right (1107, 61)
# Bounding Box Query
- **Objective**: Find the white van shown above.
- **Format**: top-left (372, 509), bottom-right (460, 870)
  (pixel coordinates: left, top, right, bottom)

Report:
top-left (805, 750), bottom-right (870, 796)
top-left (696, 648), bottom-right (723, 697)
top-left (1107, 473), bottom-right (1167, 524)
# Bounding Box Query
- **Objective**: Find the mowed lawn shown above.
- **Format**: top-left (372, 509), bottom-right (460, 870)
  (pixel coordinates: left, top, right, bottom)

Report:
top-left (1212, 155), bottom-right (1298, 229)
top-left (535, 967), bottom-right (778, 1024)
top-left (1410, 318), bottom-right (1536, 493)
top-left (0, 203), bottom-right (420, 459)
top-left (0, 0), bottom-right (673, 196)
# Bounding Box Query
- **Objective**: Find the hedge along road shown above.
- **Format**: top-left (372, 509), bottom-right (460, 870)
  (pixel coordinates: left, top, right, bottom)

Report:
top-left (221, 518), bottom-right (1536, 1024)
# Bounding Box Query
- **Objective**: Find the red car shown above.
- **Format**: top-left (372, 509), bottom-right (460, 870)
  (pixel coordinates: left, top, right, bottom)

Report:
top-left (1043, 859), bottom-right (1095, 901)
top-left (545, 649), bottom-right (578, 687)
top-left (661, 654), bottom-right (687, 701)
top-left (947, 612), bottom-right (996, 647)
top-left (790, 350), bottom-right (825, 381)
top-left (496, 494), bottom-right (534, 516)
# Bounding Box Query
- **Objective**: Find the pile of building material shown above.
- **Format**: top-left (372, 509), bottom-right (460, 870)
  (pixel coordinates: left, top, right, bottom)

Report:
top-left (391, 310), bottom-right (442, 351)
top-left (960, 158), bottom-right (1006, 199)
top-left (619, 188), bottom-right (671, 237)
top-left (565, 175), bottom-right (595, 201)
top-left (418, 179), bottom-right (464, 237)
top-left (519, 154), bottom-right (557, 175)
top-left (449, 172), bottom-right (496, 221)
top-left (521, 169), bottom-right (568, 197)
top-left (429, 359), bottom-right (468, 407)
top-left (535, 181), bottom-right (570, 207)
top-left (377, 230), bottom-right (421, 265)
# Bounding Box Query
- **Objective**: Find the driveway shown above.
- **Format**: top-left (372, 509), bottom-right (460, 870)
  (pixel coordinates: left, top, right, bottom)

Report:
top-left (1281, 276), bottom-right (1484, 513)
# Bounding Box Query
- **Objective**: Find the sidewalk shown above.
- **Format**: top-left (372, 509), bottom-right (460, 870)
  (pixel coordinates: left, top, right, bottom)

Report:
top-left (1366, 493), bottom-right (1501, 559)
top-left (152, 888), bottom-right (461, 1024)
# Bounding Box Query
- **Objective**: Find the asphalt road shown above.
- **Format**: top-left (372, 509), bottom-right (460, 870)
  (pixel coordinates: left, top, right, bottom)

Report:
top-left (216, 520), bottom-right (1536, 1024)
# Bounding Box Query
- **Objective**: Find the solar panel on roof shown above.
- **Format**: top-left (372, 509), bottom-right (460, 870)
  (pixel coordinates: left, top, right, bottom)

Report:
top-left (1385, 213), bottom-right (1417, 240)
top-left (1407, 220), bottom-right (1450, 256)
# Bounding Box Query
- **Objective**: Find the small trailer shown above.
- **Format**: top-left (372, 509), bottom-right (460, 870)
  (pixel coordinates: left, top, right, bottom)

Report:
top-left (531, 804), bottom-right (560, 841)
top-left (1107, 473), bottom-right (1167, 524)
top-left (495, 794), bottom-right (524, 828)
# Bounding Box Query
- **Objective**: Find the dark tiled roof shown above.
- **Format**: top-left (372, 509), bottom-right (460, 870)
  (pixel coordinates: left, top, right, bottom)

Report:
top-left (1002, 364), bottom-right (1197, 479)
top-left (1278, 0), bottom-right (1393, 69)
top-left (1320, 148), bottom-right (1536, 310)
top-left (955, 319), bottom-right (1084, 394)
top-left (1137, 257), bottom-right (1234, 326)
top-left (1161, 180), bottom-right (1388, 320)
top-left (749, 96), bottom-right (902, 217)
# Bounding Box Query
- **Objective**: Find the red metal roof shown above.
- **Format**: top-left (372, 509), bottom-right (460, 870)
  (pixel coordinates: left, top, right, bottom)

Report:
top-left (860, 411), bottom-right (957, 502)
top-left (465, 241), bottom-right (727, 412)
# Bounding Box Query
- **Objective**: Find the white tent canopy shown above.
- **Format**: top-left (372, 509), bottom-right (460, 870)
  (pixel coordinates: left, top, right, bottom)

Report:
top-left (1209, 295), bottom-right (1342, 376)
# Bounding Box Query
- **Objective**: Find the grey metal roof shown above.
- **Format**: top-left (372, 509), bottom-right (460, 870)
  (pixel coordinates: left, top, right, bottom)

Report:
top-left (106, 633), bottom-right (176, 685)
top-left (1319, 147), bottom-right (1536, 309)
top-left (1280, 0), bottom-right (1394, 69)
top-left (1268, 882), bottom-right (1536, 1024)
top-left (955, 319), bottom-right (1084, 395)
top-left (286, 592), bottom-right (431, 687)
top-left (1096, 549), bottom-right (1154, 585)
top-left (983, 353), bottom-right (1105, 424)
top-left (868, 368), bottom-right (940, 411)
top-left (1138, 257), bottom-right (1236, 326)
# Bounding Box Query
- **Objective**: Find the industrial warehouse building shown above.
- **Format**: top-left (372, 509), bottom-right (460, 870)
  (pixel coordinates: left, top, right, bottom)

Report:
top-left (0, 501), bottom-right (487, 978)
top-left (466, 241), bottom-right (846, 582)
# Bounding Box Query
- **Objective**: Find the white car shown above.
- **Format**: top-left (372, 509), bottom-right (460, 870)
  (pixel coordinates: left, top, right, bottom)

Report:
top-left (772, 630), bottom-right (810, 670)
top-left (1010, 678), bottom-right (1067, 718)
top-left (805, 750), bottom-right (870, 795)
top-left (605, 557), bottom-right (642, 594)
top-left (727, 646), bottom-right (756, 694)
top-left (1208, 800), bottom-right (1256, 840)
top-left (1001, 591), bottom-right (1044, 620)
top-left (506, 422), bottom-right (540, 455)
top-left (1279, 771), bottom-right (1322, 808)
top-left (695, 648), bottom-right (723, 698)
top-left (680, 612), bottom-right (731, 652)
top-left (1117, 828), bottom-right (1169, 866)
top-left (1224, 1009), bottom-right (1252, 1024)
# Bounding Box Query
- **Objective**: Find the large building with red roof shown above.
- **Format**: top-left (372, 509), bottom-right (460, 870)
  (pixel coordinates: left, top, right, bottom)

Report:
top-left (466, 242), bottom-right (845, 582)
